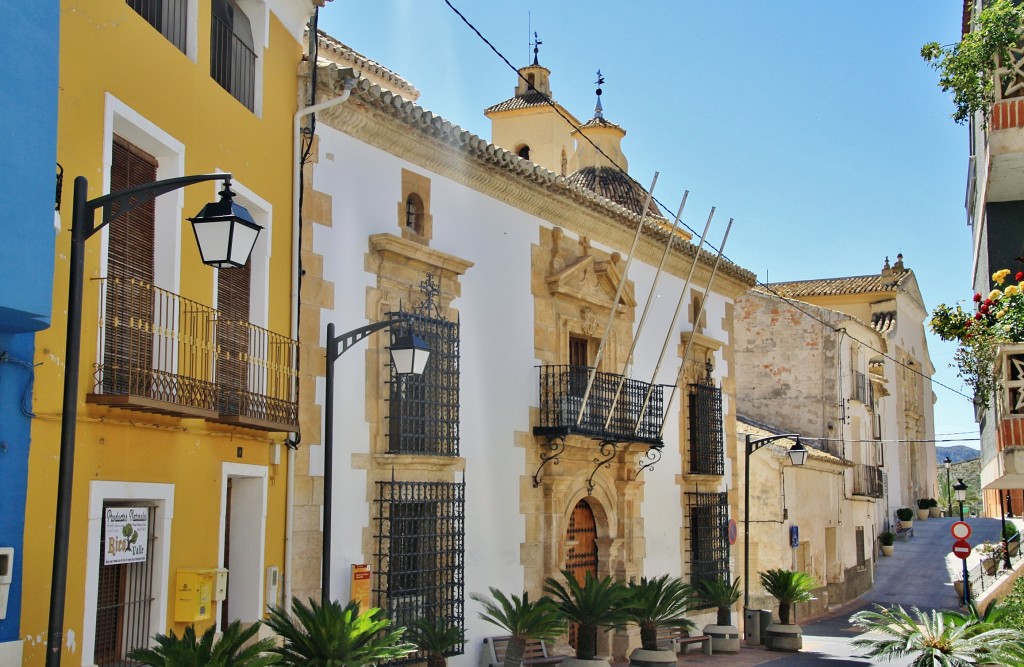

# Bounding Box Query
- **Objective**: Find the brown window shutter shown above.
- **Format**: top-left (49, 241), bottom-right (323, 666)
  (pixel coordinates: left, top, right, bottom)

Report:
top-left (109, 138), bottom-right (156, 281)
top-left (217, 263), bottom-right (251, 412)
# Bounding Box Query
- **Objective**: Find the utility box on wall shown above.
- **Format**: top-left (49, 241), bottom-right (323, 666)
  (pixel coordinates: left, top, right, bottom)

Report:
top-left (174, 568), bottom-right (228, 622)
top-left (0, 547), bottom-right (13, 620)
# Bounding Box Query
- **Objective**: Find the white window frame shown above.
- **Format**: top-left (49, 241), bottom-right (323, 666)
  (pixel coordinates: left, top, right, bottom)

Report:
top-left (81, 481), bottom-right (175, 666)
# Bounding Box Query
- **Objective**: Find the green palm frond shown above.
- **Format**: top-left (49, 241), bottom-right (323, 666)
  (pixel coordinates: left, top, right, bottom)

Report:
top-left (405, 616), bottom-right (466, 656)
top-left (471, 588), bottom-right (565, 641)
top-left (626, 575), bottom-right (696, 650)
top-left (544, 570), bottom-right (633, 660)
top-left (758, 569), bottom-right (816, 605)
top-left (128, 621), bottom-right (280, 667)
top-left (850, 604), bottom-right (1024, 666)
top-left (265, 597), bottom-right (416, 667)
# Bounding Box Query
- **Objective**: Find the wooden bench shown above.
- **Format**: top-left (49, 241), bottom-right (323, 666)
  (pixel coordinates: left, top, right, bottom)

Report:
top-left (894, 513), bottom-right (914, 541)
top-left (482, 636), bottom-right (564, 667)
top-left (655, 626), bottom-right (713, 656)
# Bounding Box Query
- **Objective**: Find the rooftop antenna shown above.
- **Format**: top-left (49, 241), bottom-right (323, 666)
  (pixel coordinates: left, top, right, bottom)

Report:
top-left (595, 70), bottom-right (605, 119)
top-left (532, 31), bottom-right (542, 66)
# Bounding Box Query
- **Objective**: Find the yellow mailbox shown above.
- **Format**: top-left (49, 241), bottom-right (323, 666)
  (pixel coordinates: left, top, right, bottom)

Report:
top-left (175, 569), bottom-right (215, 622)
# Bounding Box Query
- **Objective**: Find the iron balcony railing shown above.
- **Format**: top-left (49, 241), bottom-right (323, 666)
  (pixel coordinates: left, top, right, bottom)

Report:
top-left (88, 277), bottom-right (298, 431)
top-left (211, 12), bottom-right (256, 111)
top-left (534, 365), bottom-right (664, 445)
top-left (127, 0), bottom-right (188, 53)
top-left (851, 463), bottom-right (885, 498)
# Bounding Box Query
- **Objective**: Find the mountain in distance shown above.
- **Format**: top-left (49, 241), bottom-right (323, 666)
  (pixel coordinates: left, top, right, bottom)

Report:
top-left (936, 445), bottom-right (981, 464)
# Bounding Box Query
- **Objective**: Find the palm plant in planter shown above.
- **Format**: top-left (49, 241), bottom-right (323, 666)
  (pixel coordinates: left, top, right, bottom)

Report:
top-left (878, 531), bottom-right (896, 557)
top-left (759, 569), bottom-right (817, 652)
top-left (544, 570), bottom-right (633, 665)
top-left (928, 498), bottom-right (942, 518)
top-left (696, 577), bottom-right (742, 653)
top-left (623, 574), bottom-right (695, 661)
top-left (264, 598), bottom-right (416, 667)
top-left (916, 498), bottom-right (931, 521)
top-left (128, 620), bottom-right (280, 667)
top-left (472, 587), bottom-right (565, 667)
top-left (405, 617), bottom-right (466, 667)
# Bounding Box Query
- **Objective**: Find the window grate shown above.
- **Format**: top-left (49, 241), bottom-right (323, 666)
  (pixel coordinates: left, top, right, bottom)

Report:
top-left (210, 5), bottom-right (256, 111)
top-left (127, 0), bottom-right (187, 52)
top-left (686, 491), bottom-right (730, 593)
top-left (374, 480), bottom-right (465, 665)
top-left (688, 375), bottom-right (724, 475)
top-left (386, 311), bottom-right (460, 456)
top-left (94, 505), bottom-right (155, 665)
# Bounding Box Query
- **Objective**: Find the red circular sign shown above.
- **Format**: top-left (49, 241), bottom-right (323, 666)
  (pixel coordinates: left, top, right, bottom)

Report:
top-left (728, 519), bottom-right (738, 545)
top-left (952, 539), bottom-right (972, 560)
top-left (951, 521), bottom-right (972, 540)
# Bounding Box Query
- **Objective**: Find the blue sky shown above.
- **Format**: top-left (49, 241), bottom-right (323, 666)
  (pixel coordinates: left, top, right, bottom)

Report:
top-left (318, 2), bottom-right (978, 447)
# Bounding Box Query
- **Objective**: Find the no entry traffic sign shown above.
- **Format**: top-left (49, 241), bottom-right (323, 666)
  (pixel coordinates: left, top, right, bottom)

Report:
top-left (952, 539), bottom-right (972, 559)
top-left (951, 521), bottom-right (972, 540)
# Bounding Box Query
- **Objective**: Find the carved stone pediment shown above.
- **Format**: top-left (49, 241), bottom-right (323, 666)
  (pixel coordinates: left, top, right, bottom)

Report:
top-left (546, 255), bottom-right (636, 310)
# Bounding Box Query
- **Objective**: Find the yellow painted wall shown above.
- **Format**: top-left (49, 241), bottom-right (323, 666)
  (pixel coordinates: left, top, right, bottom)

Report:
top-left (22, 1), bottom-right (303, 664)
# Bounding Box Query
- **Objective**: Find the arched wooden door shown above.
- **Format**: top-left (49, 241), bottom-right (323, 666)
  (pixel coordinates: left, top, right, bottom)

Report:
top-left (565, 499), bottom-right (598, 649)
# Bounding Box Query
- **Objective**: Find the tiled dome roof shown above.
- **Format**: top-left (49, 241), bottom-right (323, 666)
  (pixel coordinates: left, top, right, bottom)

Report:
top-left (566, 166), bottom-right (662, 219)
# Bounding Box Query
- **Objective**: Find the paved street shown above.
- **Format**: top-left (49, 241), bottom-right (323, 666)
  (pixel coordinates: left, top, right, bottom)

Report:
top-left (634, 514), bottom-right (1019, 665)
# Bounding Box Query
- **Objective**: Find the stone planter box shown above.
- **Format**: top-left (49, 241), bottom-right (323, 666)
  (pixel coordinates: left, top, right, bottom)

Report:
top-left (917, 508), bottom-right (930, 521)
top-left (764, 623), bottom-right (802, 652)
top-left (880, 544), bottom-right (894, 557)
top-left (930, 506), bottom-right (942, 518)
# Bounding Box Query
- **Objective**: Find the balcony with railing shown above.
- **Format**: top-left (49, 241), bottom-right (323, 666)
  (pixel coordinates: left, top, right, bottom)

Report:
top-left (87, 277), bottom-right (298, 431)
top-left (851, 463), bottom-right (885, 499)
top-left (211, 12), bottom-right (256, 111)
top-left (533, 365), bottom-right (664, 446)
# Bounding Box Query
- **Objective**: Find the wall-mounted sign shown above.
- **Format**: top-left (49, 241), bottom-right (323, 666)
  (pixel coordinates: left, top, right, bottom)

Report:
top-left (104, 506), bottom-right (149, 565)
top-left (351, 564), bottom-right (371, 611)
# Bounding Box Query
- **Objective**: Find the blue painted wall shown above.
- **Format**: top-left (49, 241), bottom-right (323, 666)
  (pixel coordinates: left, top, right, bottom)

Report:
top-left (0, 0), bottom-right (60, 646)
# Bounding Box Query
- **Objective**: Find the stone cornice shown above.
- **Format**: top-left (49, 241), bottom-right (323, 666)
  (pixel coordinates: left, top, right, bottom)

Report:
top-left (311, 73), bottom-right (756, 299)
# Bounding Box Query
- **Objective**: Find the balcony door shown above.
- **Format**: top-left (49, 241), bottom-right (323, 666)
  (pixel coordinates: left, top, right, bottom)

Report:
top-left (217, 262), bottom-right (251, 417)
top-left (103, 137), bottom-right (156, 395)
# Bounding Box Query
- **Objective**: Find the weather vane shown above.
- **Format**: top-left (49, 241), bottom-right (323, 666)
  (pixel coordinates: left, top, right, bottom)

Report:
top-left (532, 31), bottom-right (542, 65)
top-left (595, 70), bottom-right (605, 118)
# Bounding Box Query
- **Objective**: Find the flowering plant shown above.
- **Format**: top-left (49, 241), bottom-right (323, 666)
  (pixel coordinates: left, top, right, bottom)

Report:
top-left (930, 269), bottom-right (1024, 407)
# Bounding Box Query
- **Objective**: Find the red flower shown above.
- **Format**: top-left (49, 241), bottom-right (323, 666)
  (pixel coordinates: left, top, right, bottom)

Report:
top-left (985, 298), bottom-right (994, 307)
top-left (976, 313), bottom-right (984, 320)
top-left (975, 293), bottom-right (983, 302)
top-left (981, 304), bottom-right (989, 314)
top-left (1016, 272), bottom-right (1023, 281)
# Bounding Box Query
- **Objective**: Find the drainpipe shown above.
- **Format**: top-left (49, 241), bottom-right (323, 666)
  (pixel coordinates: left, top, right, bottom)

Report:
top-left (285, 67), bottom-right (357, 614)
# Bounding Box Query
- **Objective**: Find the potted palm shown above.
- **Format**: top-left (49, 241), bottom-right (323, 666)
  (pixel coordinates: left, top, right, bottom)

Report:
top-left (544, 570), bottom-right (633, 667)
top-left (916, 498), bottom-right (931, 521)
top-left (472, 587), bottom-right (565, 667)
top-left (128, 620), bottom-right (279, 666)
top-left (264, 598), bottom-right (416, 666)
top-left (696, 577), bottom-right (741, 653)
top-left (878, 531), bottom-right (896, 557)
top-left (928, 498), bottom-right (942, 518)
top-left (759, 569), bottom-right (817, 652)
top-left (896, 507), bottom-right (915, 529)
top-left (405, 617), bottom-right (466, 667)
top-left (623, 574), bottom-right (695, 665)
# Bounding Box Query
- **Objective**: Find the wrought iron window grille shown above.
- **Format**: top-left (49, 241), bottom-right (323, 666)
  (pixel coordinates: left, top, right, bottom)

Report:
top-left (686, 491), bottom-right (730, 598)
top-left (374, 478), bottom-right (465, 665)
top-left (688, 362), bottom-right (724, 476)
top-left (386, 275), bottom-right (460, 456)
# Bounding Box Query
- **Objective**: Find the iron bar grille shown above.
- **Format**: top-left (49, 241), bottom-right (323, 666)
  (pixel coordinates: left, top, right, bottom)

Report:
top-left (127, 0), bottom-right (187, 52)
top-left (91, 277), bottom-right (298, 428)
top-left (217, 319), bottom-right (299, 427)
top-left (94, 505), bottom-right (155, 665)
top-left (374, 480), bottom-right (465, 664)
top-left (688, 378), bottom-right (724, 475)
top-left (211, 12), bottom-right (256, 111)
top-left (533, 365), bottom-right (664, 445)
top-left (855, 527), bottom-right (866, 567)
top-left (386, 311), bottom-right (460, 456)
top-left (686, 491), bottom-right (730, 594)
top-left (851, 463), bottom-right (885, 498)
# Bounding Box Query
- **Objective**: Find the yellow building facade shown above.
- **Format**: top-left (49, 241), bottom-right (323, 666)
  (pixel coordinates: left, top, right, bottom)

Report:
top-left (21, 1), bottom-right (316, 664)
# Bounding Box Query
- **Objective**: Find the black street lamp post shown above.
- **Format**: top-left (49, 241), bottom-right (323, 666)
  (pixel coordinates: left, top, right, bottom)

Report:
top-left (321, 320), bottom-right (429, 602)
top-left (744, 432), bottom-right (807, 646)
top-left (48, 174), bottom-right (260, 667)
top-left (944, 456), bottom-right (952, 517)
top-left (954, 478), bottom-right (970, 607)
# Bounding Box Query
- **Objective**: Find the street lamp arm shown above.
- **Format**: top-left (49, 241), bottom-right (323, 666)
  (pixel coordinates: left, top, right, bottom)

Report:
top-left (327, 317), bottom-right (413, 364)
top-left (76, 173), bottom-right (232, 240)
top-left (746, 433), bottom-right (800, 455)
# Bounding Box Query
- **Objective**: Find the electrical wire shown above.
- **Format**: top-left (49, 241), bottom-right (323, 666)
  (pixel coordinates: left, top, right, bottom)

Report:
top-left (441, 0), bottom-right (975, 406)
